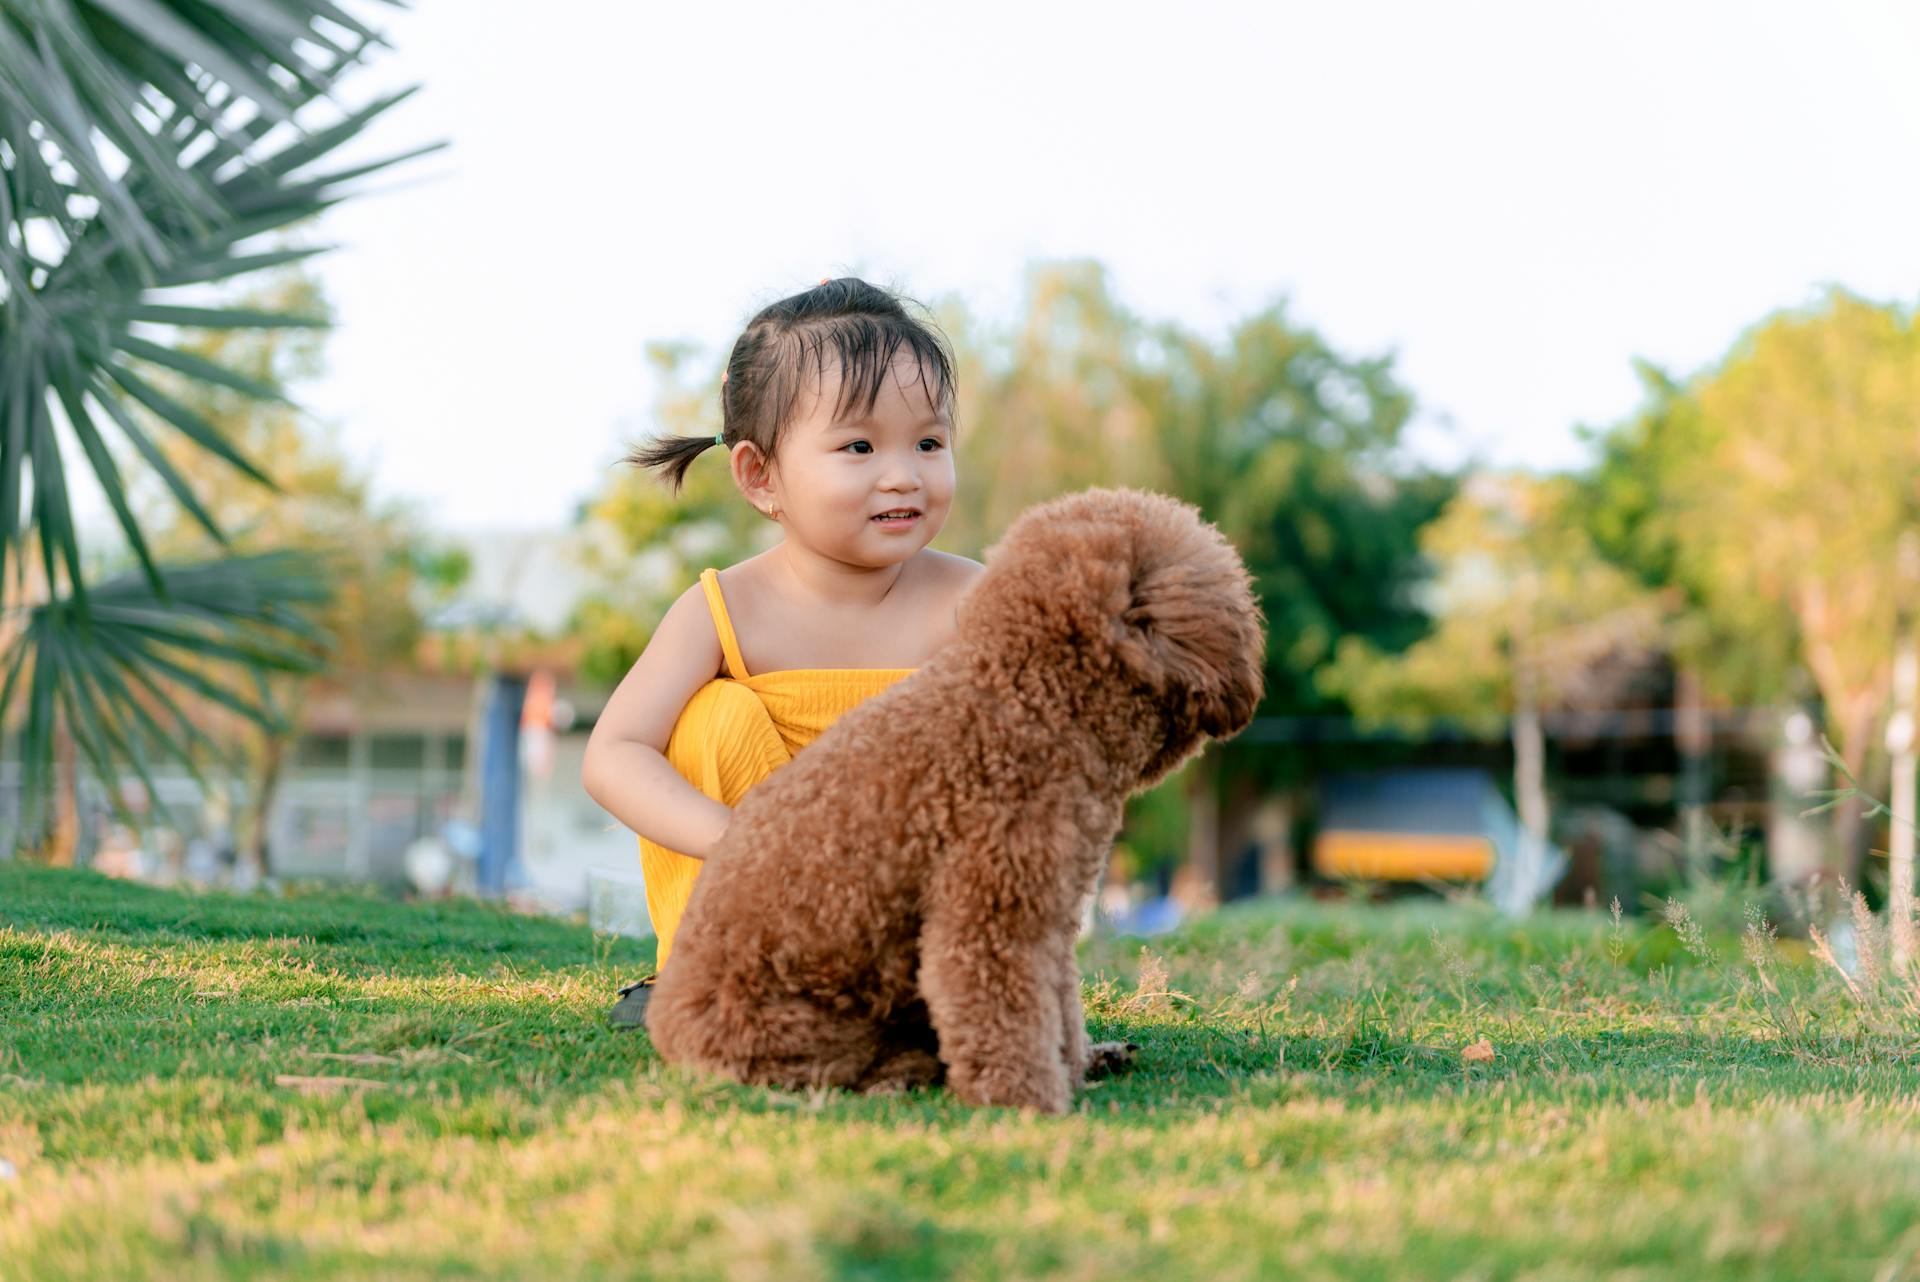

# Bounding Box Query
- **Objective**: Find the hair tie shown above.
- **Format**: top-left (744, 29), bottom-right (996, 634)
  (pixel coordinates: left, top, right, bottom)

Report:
top-left (713, 432), bottom-right (725, 446)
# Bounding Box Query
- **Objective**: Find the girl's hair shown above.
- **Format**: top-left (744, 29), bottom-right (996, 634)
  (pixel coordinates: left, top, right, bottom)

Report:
top-left (625, 276), bottom-right (957, 497)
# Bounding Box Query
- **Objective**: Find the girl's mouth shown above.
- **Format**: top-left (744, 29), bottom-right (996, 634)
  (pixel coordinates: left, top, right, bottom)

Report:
top-left (871, 509), bottom-right (921, 530)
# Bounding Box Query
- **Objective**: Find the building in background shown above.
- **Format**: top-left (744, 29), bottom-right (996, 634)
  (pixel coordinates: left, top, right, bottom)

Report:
top-left (3, 522), bottom-right (643, 923)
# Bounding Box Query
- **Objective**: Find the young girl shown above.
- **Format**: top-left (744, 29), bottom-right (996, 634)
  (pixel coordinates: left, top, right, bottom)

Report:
top-left (580, 277), bottom-right (983, 1027)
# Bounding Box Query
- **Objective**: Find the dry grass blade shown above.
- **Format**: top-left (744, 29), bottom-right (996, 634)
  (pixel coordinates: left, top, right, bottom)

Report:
top-left (1118, 947), bottom-right (1198, 1016)
top-left (1808, 926), bottom-right (1865, 1004)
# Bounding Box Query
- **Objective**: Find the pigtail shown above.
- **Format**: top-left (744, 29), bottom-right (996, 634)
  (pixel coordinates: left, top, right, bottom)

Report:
top-left (622, 432), bottom-right (724, 498)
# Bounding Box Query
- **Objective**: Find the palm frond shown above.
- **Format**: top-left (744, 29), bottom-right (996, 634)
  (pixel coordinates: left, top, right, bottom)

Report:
top-left (3, 0), bottom-right (438, 599)
top-left (2, 546), bottom-right (337, 850)
top-left (0, 1), bottom-right (436, 851)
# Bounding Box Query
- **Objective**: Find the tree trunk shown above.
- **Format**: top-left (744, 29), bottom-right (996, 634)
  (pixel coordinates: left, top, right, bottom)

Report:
top-left (1795, 578), bottom-right (1894, 887)
top-left (1674, 664), bottom-right (1711, 863)
top-left (1832, 698), bottom-right (1880, 888)
top-left (1768, 709), bottom-right (1829, 890)
top-left (1214, 767), bottom-right (1266, 901)
top-left (240, 729), bottom-right (290, 884)
top-left (1889, 630), bottom-right (1916, 972)
top-left (1184, 750), bottom-right (1222, 912)
top-left (23, 716), bottom-right (79, 866)
top-left (244, 678), bottom-right (305, 884)
top-left (1509, 665), bottom-right (1550, 913)
top-left (1890, 529), bottom-right (1920, 972)
top-left (1254, 790), bottom-right (1296, 896)
top-left (1503, 569), bottom-right (1554, 915)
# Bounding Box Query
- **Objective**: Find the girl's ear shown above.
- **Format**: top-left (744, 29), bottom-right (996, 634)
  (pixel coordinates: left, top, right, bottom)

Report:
top-left (730, 442), bottom-right (777, 511)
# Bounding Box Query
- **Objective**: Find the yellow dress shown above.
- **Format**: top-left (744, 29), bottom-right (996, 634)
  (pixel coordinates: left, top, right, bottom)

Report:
top-left (638, 566), bottom-right (917, 968)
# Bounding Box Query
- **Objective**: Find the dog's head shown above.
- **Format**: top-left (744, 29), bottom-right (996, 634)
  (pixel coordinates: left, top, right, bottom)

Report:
top-left (955, 487), bottom-right (1267, 789)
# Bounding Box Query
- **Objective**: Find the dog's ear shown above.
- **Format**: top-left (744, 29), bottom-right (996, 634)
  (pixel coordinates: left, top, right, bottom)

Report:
top-left (1110, 561), bottom-right (1265, 742)
top-left (959, 487), bottom-right (1266, 754)
top-left (1124, 643), bottom-right (1265, 791)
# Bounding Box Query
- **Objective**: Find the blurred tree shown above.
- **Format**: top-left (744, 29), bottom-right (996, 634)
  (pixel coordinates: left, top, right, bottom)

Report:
top-left (1574, 363), bottom-right (1805, 707)
top-left (131, 269), bottom-right (460, 880)
top-left (1578, 291), bottom-right (1920, 882)
top-left (0, 1), bottom-right (436, 857)
top-left (941, 262), bottom-right (1170, 549)
top-left (1572, 363), bottom-right (1809, 862)
top-left (957, 262), bottom-right (1456, 900)
top-left (1320, 472), bottom-right (1671, 909)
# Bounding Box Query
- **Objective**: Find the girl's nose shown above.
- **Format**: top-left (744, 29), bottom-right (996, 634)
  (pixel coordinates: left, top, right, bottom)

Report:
top-left (878, 457), bottom-right (923, 488)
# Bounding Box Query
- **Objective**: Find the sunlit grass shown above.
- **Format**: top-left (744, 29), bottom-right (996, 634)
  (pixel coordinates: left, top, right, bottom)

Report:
top-left (5, 863), bottom-right (1920, 1280)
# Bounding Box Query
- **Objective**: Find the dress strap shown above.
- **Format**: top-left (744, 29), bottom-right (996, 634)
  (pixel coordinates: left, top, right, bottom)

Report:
top-left (698, 568), bottom-right (751, 680)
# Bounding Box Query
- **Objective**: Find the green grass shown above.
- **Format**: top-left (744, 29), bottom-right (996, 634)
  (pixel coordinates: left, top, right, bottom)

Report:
top-left (5, 863), bottom-right (1920, 1280)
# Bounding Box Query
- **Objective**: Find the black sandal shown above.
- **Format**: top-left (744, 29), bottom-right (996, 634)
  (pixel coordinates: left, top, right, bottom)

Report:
top-left (607, 975), bottom-right (656, 1030)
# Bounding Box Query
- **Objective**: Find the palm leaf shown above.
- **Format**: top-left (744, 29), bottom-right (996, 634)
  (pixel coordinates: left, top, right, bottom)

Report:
top-left (3, 0), bottom-right (430, 597)
top-left (2, 547), bottom-right (337, 848)
top-left (0, 0), bottom-right (432, 854)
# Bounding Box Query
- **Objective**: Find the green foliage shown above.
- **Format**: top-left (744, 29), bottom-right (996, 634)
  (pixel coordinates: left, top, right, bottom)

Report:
top-left (8, 866), bottom-right (1920, 1278)
top-left (1579, 289), bottom-right (1920, 764)
top-left (2, 549), bottom-right (334, 838)
top-left (1574, 362), bottom-right (1807, 711)
top-left (952, 262), bottom-right (1456, 742)
top-left (0, 2), bottom-right (434, 852)
top-left (1114, 759), bottom-right (1193, 877)
top-left (1570, 289), bottom-right (1920, 880)
top-left (1320, 472), bottom-right (1670, 735)
top-left (136, 270), bottom-right (449, 674)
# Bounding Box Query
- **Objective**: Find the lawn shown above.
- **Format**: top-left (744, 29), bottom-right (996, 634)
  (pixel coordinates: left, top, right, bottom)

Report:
top-left (4, 862), bottom-right (1920, 1281)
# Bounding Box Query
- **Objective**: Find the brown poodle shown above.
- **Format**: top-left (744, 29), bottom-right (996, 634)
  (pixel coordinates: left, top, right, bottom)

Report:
top-left (644, 486), bottom-right (1267, 1113)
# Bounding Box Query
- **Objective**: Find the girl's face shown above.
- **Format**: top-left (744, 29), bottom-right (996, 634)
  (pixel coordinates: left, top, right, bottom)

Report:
top-left (741, 354), bottom-right (956, 564)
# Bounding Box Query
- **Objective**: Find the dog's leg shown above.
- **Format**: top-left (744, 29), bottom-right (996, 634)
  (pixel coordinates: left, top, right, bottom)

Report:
top-left (1048, 931), bottom-right (1137, 1085)
top-left (920, 914), bottom-right (1072, 1114)
top-left (740, 1003), bottom-right (891, 1092)
top-left (650, 982), bottom-right (886, 1092)
top-left (857, 1048), bottom-right (945, 1095)
top-left (1052, 930), bottom-right (1092, 1083)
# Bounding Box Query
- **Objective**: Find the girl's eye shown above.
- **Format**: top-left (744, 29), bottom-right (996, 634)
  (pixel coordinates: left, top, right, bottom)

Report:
top-left (841, 439), bottom-right (946, 455)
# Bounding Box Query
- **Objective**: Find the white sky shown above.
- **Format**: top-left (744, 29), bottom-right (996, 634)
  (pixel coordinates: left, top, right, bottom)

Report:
top-left (281, 0), bottom-right (1920, 532)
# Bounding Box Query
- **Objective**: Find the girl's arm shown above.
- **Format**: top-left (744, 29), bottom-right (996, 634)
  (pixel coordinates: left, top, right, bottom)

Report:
top-left (580, 582), bottom-right (733, 860)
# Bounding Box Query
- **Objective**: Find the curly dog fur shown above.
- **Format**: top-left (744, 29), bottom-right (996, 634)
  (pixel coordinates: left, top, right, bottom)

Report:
top-left (645, 486), bottom-right (1267, 1112)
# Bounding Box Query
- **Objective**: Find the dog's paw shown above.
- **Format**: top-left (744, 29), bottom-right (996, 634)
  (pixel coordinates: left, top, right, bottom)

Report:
top-left (857, 1048), bottom-right (944, 1096)
top-left (1084, 1040), bottom-right (1140, 1081)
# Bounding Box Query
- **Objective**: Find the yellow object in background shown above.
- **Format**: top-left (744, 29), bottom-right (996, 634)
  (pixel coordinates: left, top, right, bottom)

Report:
top-left (1311, 830), bottom-right (1495, 880)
